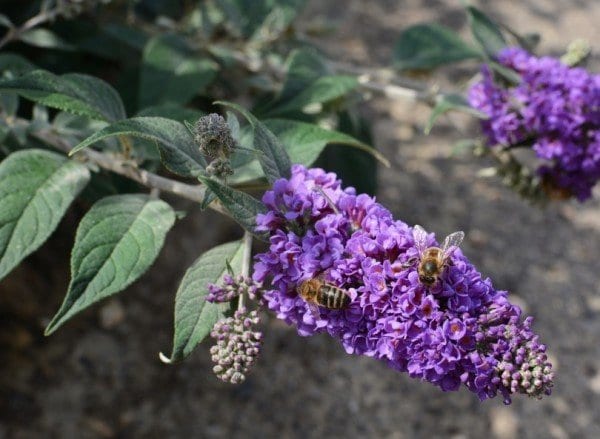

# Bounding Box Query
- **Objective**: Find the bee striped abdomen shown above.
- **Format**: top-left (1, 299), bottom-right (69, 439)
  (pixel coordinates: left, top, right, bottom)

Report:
top-left (317, 284), bottom-right (350, 309)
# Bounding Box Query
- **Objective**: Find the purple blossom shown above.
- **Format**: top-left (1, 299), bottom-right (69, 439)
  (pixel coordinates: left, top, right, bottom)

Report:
top-left (252, 165), bottom-right (553, 403)
top-left (468, 47), bottom-right (600, 200)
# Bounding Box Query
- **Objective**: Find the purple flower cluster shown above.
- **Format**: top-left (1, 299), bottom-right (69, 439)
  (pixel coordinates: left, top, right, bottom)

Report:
top-left (252, 165), bottom-right (553, 403)
top-left (468, 47), bottom-right (600, 200)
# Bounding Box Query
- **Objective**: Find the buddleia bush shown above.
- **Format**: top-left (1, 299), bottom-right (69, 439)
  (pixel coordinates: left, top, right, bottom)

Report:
top-left (1, 0), bottom-right (597, 403)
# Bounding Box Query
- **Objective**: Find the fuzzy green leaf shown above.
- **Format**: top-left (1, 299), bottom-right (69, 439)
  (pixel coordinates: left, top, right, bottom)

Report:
top-left (0, 70), bottom-right (126, 122)
top-left (230, 119), bottom-right (387, 183)
top-left (466, 6), bottom-right (507, 57)
top-left (217, 101), bottom-right (291, 183)
top-left (0, 150), bottom-right (90, 281)
top-left (18, 28), bottom-right (76, 51)
top-left (197, 175), bottom-right (267, 239)
top-left (70, 116), bottom-right (207, 177)
top-left (279, 48), bottom-right (328, 102)
top-left (425, 94), bottom-right (489, 134)
top-left (0, 53), bottom-right (36, 74)
top-left (393, 23), bottom-right (481, 70)
top-left (266, 75), bottom-right (359, 116)
top-left (45, 194), bottom-right (175, 334)
top-left (162, 240), bottom-right (244, 363)
top-left (139, 34), bottom-right (218, 108)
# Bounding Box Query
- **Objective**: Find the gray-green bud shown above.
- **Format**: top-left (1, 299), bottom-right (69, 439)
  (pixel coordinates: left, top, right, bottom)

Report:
top-left (194, 113), bottom-right (235, 160)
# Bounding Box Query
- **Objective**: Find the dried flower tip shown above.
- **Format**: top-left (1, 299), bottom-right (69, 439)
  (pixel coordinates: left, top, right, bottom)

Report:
top-left (194, 114), bottom-right (235, 159)
top-left (209, 307), bottom-right (262, 384)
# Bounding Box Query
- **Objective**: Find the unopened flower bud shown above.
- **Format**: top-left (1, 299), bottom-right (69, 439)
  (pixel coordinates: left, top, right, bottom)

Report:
top-left (206, 158), bottom-right (234, 178)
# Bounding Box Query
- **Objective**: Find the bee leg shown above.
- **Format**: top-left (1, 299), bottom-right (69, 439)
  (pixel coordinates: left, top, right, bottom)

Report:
top-left (307, 303), bottom-right (321, 320)
top-left (401, 257), bottom-right (417, 269)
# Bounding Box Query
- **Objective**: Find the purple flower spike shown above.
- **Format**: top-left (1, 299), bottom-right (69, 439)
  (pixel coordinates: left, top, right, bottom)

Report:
top-left (252, 165), bottom-right (553, 403)
top-left (468, 47), bottom-right (600, 201)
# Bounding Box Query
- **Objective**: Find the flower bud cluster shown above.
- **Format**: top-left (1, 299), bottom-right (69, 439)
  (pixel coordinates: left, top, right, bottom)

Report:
top-left (209, 307), bottom-right (262, 384)
top-left (468, 47), bottom-right (600, 201)
top-left (207, 274), bottom-right (262, 303)
top-left (252, 164), bottom-right (554, 403)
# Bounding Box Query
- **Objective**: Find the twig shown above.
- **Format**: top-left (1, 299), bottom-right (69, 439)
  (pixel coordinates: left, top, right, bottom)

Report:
top-left (30, 127), bottom-right (231, 217)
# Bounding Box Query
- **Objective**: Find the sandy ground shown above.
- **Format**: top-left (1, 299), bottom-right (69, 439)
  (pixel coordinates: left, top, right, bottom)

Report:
top-left (1, 0), bottom-right (600, 438)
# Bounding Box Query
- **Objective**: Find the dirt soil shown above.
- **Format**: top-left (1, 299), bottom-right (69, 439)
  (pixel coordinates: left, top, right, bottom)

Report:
top-left (1, 1), bottom-right (600, 438)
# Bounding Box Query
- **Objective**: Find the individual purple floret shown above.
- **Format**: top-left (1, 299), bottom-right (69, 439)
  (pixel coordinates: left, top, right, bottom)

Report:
top-left (468, 47), bottom-right (600, 201)
top-left (209, 307), bottom-right (263, 384)
top-left (207, 274), bottom-right (262, 303)
top-left (252, 164), bottom-right (553, 403)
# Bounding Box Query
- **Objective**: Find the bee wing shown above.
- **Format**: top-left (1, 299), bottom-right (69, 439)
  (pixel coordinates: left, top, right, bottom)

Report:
top-left (412, 224), bottom-right (429, 254)
top-left (441, 231), bottom-right (465, 259)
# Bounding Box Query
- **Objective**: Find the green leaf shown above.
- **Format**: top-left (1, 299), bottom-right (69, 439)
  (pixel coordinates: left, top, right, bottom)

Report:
top-left (466, 6), bottom-right (507, 57)
top-left (0, 150), bottom-right (90, 281)
top-left (279, 48), bottom-right (328, 102)
top-left (217, 101), bottom-right (291, 183)
top-left (0, 91), bottom-right (18, 116)
top-left (393, 23), bottom-right (481, 70)
top-left (162, 240), bottom-right (244, 363)
top-left (0, 70), bottom-right (126, 122)
top-left (70, 117), bottom-right (207, 177)
top-left (0, 14), bottom-right (13, 29)
top-left (102, 23), bottom-right (149, 51)
top-left (197, 175), bottom-right (267, 239)
top-left (489, 61), bottom-right (521, 85)
top-left (216, 0), bottom-right (306, 38)
top-left (251, 0), bottom-right (306, 44)
top-left (0, 53), bottom-right (36, 74)
top-left (425, 94), bottom-right (488, 134)
top-left (230, 119), bottom-right (387, 183)
top-left (271, 119), bottom-right (388, 166)
top-left (200, 189), bottom-right (217, 210)
top-left (18, 28), bottom-right (76, 51)
top-left (316, 111), bottom-right (377, 195)
top-left (45, 194), bottom-right (176, 334)
top-left (266, 75), bottom-right (359, 116)
top-left (139, 34), bottom-right (218, 108)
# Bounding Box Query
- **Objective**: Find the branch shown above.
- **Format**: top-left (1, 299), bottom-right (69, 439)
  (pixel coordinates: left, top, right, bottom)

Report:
top-left (328, 61), bottom-right (439, 105)
top-left (238, 231), bottom-right (253, 310)
top-left (211, 43), bottom-right (442, 106)
top-left (0, 8), bottom-right (60, 50)
top-left (31, 127), bottom-right (231, 217)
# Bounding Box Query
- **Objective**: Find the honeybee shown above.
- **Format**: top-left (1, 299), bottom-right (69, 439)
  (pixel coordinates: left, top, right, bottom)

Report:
top-left (409, 225), bottom-right (465, 286)
top-left (298, 278), bottom-right (351, 318)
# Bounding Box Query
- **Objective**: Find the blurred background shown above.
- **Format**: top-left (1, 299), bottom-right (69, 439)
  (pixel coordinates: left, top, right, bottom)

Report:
top-left (1, 0), bottom-right (599, 437)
